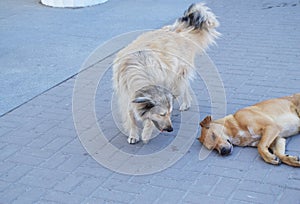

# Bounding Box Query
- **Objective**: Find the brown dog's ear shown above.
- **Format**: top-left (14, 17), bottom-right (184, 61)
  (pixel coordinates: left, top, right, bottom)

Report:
top-left (200, 116), bottom-right (212, 129)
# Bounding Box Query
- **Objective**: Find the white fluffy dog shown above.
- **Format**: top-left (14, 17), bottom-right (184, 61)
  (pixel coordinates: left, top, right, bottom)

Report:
top-left (113, 3), bottom-right (220, 144)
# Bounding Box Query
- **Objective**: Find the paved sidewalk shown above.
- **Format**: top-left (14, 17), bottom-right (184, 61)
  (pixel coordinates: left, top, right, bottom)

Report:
top-left (1, 0), bottom-right (300, 203)
top-left (0, 0), bottom-right (195, 116)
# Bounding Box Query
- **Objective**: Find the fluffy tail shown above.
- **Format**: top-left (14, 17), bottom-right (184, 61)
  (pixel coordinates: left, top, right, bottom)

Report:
top-left (178, 3), bottom-right (219, 30)
top-left (168, 3), bottom-right (220, 48)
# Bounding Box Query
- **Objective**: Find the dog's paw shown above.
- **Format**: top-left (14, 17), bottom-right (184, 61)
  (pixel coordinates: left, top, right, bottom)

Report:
top-left (281, 155), bottom-right (300, 167)
top-left (142, 139), bottom-right (149, 144)
top-left (127, 137), bottom-right (139, 144)
top-left (179, 103), bottom-right (190, 111)
top-left (271, 156), bottom-right (281, 165)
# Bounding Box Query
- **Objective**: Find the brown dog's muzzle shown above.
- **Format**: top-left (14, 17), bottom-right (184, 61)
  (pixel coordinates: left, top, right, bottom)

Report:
top-left (219, 139), bottom-right (233, 155)
top-left (220, 146), bottom-right (232, 155)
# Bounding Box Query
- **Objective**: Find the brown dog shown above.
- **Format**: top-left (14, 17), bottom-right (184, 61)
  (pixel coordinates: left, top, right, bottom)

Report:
top-left (199, 93), bottom-right (300, 167)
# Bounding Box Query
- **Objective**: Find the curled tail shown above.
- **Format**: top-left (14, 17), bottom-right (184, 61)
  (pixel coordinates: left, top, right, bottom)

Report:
top-left (167, 3), bottom-right (220, 48)
top-left (178, 3), bottom-right (219, 30)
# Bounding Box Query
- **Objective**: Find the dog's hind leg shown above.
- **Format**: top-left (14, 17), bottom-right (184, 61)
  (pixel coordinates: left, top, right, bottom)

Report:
top-left (257, 126), bottom-right (281, 165)
top-left (176, 68), bottom-right (192, 111)
top-left (141, 119), bottom-right (155, 144)
top-left (271, 137), bottom-right (300, 167)
top-left (179, 81), bottom-right (192, 111)
top-left (127, 111), bottom-right (140, 144)
top-left (179, 88), bottom-right (192, 111)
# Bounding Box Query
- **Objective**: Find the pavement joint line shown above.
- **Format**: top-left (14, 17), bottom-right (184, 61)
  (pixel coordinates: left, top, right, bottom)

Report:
top-left (0, 49), bottom-right (120, 118)
top-left (1, 1), bottom-right (300, 203)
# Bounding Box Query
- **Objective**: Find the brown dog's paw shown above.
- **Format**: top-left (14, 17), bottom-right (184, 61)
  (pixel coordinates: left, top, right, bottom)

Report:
top-left (275, 157), bottom-right (282, 165)
top-left (281, 155), bottom-right (300, 167)
top-left (269, 156), bottom-right (281, 165)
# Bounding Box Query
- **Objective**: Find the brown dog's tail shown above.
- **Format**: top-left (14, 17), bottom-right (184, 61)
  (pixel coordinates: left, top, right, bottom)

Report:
top-left (167, 3), bottom-right (220, 49)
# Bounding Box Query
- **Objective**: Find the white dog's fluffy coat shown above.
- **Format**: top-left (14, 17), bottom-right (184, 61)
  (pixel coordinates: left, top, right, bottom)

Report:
top-left (113, 3), bottom-right (220, 144)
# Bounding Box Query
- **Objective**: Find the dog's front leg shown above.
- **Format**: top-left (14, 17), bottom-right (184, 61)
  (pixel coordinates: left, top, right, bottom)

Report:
top-left (257, 126), bottom-right (281, 165)
top-left (127, 111), bottom-right (139, 144)
top-left (141, 119), bottom-right (154, 144)
top-left (271, 137), bottom-right (300, 167)
top-left (128, 127), bottom-right (139, 144)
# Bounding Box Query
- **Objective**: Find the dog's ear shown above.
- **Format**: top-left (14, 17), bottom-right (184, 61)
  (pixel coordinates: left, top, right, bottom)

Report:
top-left (132, 97), bottom-right (156, 116)
top-left (200, 115), bottom-right (212, 129)
top-left (132, 97), bottom-right (155, 106)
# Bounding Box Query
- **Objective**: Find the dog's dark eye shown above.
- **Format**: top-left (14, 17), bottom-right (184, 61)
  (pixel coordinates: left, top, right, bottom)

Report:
top-left (160, 113), bottom-right (167, 116)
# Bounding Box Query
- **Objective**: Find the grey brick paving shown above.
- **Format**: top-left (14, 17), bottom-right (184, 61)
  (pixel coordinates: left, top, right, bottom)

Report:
top-left (1, 0), bottom-right (300, 203)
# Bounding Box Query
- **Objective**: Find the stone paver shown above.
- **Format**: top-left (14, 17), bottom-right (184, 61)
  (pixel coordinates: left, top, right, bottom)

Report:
top-left (1, 0), bottom-right (300, 203)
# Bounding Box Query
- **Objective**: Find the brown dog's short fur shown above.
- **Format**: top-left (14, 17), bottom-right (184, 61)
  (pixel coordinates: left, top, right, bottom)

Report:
top-left (199, 93), bottom-right (300, 167)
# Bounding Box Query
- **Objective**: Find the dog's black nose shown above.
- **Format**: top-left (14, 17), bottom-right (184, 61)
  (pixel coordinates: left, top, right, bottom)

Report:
top-left (220, 147), bottom-right (231, 155)
top-left (164, 126), bottom-right (173, 132)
